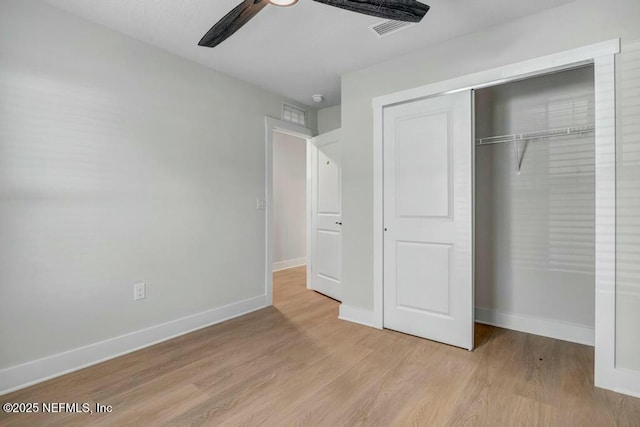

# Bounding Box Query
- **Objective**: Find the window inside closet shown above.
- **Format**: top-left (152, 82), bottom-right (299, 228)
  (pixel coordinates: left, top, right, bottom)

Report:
top-left (474, 66), bottom-right (596, 345)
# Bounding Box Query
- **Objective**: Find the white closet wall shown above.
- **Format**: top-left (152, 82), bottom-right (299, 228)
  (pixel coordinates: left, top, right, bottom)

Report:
top-left (475, 67), bottom-right (596, 339)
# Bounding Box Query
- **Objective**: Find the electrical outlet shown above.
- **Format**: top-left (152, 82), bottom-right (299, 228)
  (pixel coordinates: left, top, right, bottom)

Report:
top-left (256, 198), bottom-right (266, 210)
top-left (134, 283), bottom-right (146, 301)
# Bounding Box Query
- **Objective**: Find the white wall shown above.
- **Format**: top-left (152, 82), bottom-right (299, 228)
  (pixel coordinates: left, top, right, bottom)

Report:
top-left (318, 105), bottom-right (341, 134)
top-left (475, 67), bottom-right (595, 333)
top-left (273, 132), bottom-right (307, 269)
top-left (341, 0), bottom-right (640, 372)
top-left (0, 0), bottom-right (316, 377)
top-left (616, 45), bottom-right (640, 371)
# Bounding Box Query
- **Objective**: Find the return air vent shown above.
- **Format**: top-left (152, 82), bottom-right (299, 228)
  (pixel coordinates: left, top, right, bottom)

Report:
top-left (369, 20), bottom-right (415, 38)
top-left (282, 103), bottom-right (307, 126)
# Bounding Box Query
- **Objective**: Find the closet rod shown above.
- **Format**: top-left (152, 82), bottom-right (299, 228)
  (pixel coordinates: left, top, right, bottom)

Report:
top-left (475, 124), bottom-right (595, 146)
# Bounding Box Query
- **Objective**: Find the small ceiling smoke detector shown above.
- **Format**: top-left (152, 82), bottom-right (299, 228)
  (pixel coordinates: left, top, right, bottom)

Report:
top-left (312, 94), bottom-right (325, 103)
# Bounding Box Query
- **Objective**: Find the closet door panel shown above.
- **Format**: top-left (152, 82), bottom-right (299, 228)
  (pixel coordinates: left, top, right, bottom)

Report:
top-left (383, 90), bottom-right (474, 350)
top-left (395, 241), bottom-right (452, 315)
top-left (395, 112), bottom-right (451, 218)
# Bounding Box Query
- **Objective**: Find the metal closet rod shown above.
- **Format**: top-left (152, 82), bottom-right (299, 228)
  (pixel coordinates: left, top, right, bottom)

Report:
top-left (475, 124), bottom-right (595, 146)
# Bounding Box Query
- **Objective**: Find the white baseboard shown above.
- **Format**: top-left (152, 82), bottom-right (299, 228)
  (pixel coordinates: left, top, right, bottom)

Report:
top-left (0, 295), bottom-right (268, 396)
top-left (475, 307), bottom-right (595, 346)
top-left (609, 368), bottom-right (640, 399)
top-left (338, 304), bottom-right (379, 329)
top-left (273, 257), bottom-right (306, 272)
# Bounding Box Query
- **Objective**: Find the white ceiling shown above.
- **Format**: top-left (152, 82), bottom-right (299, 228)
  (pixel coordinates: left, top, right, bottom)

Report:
top-left (43, 0), bottom-right (574, 107)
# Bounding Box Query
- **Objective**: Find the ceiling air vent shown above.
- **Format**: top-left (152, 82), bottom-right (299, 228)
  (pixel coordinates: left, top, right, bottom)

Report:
top-left (369, 20), bottom-right (415, 38)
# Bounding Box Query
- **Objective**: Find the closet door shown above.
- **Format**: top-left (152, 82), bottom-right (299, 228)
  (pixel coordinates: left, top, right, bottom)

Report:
top-left (383, 90), bottom-right (474, 350)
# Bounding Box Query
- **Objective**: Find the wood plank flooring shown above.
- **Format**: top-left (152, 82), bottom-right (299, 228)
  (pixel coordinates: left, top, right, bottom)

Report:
top-left (1, 265), bottom-right (639, 426)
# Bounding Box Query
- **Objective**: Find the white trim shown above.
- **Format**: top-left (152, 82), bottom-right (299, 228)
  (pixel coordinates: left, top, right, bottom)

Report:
top-left (608, 38), bottom-right (640, 399)
top-left (609, 369), bottom-right (640, 399)
top-left (306, 138), bottom-right (313, 289)
top-left (475, 307), bottom-right (595, 346)
top-left (372, 39), bottom-right (620, 108)
top-left (273, 257), bottom-right (306, 272)
top-left (372, 39), bottom-right (622, 394)
top-left (593, 53), bottom-right (617, 391)
top-left (310, 128), bottom-right (342, 148)
top-left (0, 295), bottom-right (267, 396)
top-left (338, 304), bottom-right (377, 328)
top-left (372, 105), bottom-right (384, 330)
top-left (265, 117), bottom-right (314, 306)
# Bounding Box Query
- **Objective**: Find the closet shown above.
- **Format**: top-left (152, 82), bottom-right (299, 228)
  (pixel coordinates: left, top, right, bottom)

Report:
top-left (374, 41), bottom-right (619, 390)
top-left (378, 66), bottom-right (597, 350)
top-left (474, 66), bottom-right (596, 345)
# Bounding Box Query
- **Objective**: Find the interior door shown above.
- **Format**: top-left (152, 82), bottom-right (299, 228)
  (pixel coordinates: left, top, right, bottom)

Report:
top-left (309, 129), bottom-right (342, 301)
top-left (383, 91), bottom-right (474, 350)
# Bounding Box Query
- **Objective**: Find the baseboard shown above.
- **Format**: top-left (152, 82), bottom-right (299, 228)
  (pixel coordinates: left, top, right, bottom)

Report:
top-left (610, 368), bottom-right (640, 399)
top-left (475, 307), bottom-right (595, 346)
top-left (273, 257), bottom-right (306, 272)
top-left (338, 304), bottom-right (378, 329)
top-left (0, 295), bottom-right (268, 396)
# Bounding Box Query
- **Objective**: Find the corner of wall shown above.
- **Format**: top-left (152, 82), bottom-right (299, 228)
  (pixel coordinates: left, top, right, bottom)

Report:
top-left (318, 105), bottom-right (342, 134)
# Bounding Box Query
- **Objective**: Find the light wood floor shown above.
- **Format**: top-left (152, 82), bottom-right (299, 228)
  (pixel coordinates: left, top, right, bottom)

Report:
top-left (1, 266), bottom-right (639, 426)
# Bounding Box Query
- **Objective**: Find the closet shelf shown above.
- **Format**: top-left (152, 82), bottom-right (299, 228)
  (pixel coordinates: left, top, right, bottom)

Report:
top-left (475, 124), bottom-right (595, 146)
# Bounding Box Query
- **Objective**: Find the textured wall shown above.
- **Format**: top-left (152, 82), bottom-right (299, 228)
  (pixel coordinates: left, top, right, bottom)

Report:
top-left (341, 0), bottom-right (640, 371)
top-left (0, 0), bottom-right (316, 369)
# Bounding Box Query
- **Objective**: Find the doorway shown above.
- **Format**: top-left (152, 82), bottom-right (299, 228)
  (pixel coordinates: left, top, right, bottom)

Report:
top-left (272, 131), bottom-right (308, 273)
top-left (265, 118), bottom-right (343, 305)
top-left (372, 40), bottom-right (619, 391)
top-left (474, 66), bottom-right (596, 346)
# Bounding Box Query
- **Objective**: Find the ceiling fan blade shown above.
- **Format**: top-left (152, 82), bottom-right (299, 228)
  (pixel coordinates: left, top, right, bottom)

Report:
top-left (312, 0), bottom-right (429, 23)
top-left (198, 0), bottom-right (270, 48)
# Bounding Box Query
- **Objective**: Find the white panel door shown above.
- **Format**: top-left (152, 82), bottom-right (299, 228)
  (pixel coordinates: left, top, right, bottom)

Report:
top-left (310, 129), bottom-right (342, 301)
top-left (383, 91), bottom-right (474, 350)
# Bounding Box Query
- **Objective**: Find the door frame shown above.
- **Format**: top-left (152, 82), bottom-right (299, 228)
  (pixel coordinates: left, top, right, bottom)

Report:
top-left (372, 39), bottom-right (623, 393)
top-left (264, 117), bottom-right (315, 306)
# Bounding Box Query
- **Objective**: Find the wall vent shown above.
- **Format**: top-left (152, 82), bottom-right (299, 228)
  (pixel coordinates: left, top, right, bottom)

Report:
top-left (282, 103), bottom-right (307, 126)
top-left (369, 20), bottom-right (415, 38)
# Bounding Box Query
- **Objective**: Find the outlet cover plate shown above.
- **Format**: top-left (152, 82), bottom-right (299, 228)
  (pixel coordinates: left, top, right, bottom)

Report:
top-left (134, 283), bottom-right (146, 301)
